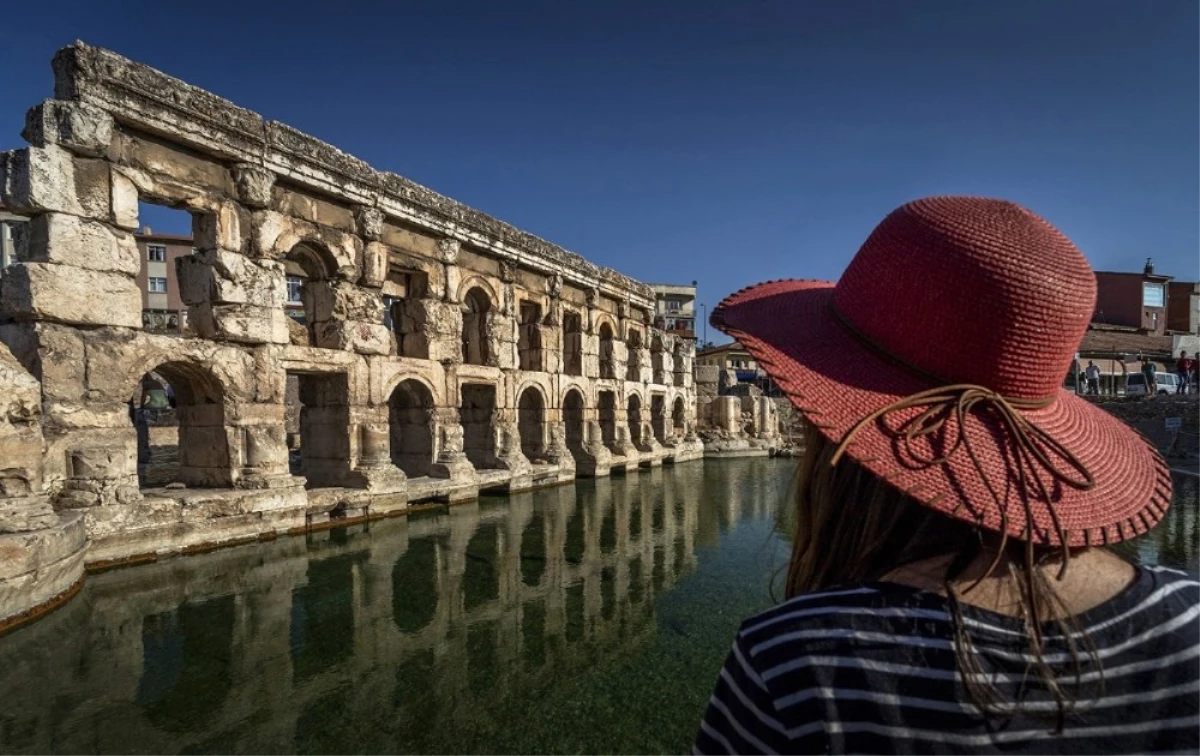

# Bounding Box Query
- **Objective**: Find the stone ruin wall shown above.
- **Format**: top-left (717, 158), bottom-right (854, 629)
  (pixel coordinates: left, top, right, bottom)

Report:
top-left (692, 364), bottom-right (787, 456)
top-left (0, 42), bottom-right (703, 627)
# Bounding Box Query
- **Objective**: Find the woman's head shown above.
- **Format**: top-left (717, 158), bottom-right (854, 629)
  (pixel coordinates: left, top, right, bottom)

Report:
top-left (712, 197), bottom-right (1171, 551)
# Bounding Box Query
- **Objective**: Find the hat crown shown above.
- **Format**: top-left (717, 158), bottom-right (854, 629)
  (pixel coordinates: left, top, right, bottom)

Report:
top-left (832, 197), bottom-right (1096, 399)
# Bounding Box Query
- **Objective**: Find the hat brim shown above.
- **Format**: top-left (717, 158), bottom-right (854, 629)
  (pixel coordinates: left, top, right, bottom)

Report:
top-left (712, 279), bottom-right (1173, 547)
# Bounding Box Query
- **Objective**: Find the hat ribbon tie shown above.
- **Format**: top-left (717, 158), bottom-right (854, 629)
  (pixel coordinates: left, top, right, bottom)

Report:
top-left (829, 385), bottom-right (1096, 544)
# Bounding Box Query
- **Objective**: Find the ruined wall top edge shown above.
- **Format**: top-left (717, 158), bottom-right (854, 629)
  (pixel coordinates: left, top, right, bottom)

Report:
top-left (50, 41), bottom-right (655, 306)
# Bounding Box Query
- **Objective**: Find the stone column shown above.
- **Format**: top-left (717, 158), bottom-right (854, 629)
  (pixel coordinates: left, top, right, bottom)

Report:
top-left (347, 419), bottom-right (407, 496)
top-left (429, 406), bottom-right (476, 481)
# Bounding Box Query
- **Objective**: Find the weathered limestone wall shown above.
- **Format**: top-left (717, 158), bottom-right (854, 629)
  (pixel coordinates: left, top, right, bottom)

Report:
top-left (692, 363), bottom-right (780, 457)
top-left (0, 42), bottom-right (702, 626)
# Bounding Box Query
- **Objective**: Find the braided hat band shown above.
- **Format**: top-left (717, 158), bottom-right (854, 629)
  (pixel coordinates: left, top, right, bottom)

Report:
top-left (711, 197), bottom-right (1172, 547)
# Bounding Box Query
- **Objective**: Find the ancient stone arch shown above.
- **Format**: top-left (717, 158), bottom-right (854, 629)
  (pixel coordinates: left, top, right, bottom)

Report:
top-left (461, 287), bottom-right (492, 367)
top-left (389, 379), bottom-right (437, 478)
top-left (562, 388), bottom-right (587, 463)
top-left (130, 359), bottom-right (233, 488)
top-left (516, 385), bottom-right (547, 462)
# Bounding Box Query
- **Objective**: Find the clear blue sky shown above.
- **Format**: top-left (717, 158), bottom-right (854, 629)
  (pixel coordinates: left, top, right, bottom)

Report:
top-left (3, 0), bottom-right (1196, 321)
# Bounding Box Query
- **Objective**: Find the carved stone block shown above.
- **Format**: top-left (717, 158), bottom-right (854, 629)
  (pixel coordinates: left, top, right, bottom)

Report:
top-left (233, 164), bottom-right (275, 209)
top-left (22, 100), bottom-right (114, 158)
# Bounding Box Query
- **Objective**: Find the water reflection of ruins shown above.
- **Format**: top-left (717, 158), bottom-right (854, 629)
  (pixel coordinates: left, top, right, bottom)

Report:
top-left (0, 463), bottom-right (787, 755)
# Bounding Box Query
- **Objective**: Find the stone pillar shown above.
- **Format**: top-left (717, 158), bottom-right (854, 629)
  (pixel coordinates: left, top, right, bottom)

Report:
top-left (347, 420), bottom-right (407, 496)
top-left (0, 341), bottom-right (87, 627)
top-left (429, 407), bottom-right (476, 481)
top-left (497, 261), bottom-right (519, 371)
top-left (236, 421), bottom-right (294, 489)
top-left (2, 102), bottom-right (142, 330)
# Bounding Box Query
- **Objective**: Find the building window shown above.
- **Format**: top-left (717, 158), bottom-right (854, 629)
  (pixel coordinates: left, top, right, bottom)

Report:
top-left (666, 300), bottom-right (682, 312)
top-left (147, 245), bottom-right (166, 262)
top-left (1143, 283), bottom-right (1164, 308)
top-left (286, 276), bottom-right (304, 304)
top-left (148, 277), bottom-right (168, 293)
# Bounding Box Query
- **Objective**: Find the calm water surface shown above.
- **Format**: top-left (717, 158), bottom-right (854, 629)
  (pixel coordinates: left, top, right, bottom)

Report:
top-left (0, 460), bottom-right (1195, 755)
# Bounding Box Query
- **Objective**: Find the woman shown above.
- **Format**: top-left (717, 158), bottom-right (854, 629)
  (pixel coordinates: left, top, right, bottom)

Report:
top-left (695, 197), bottom-right (1198, 754)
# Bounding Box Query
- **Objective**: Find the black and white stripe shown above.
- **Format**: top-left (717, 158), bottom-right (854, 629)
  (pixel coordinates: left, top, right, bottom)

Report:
top-left (695, 565), bottom-right (1199, 754)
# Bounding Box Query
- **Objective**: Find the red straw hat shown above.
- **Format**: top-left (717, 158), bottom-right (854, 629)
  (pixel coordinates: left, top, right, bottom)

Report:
top-left (712, 196), bottom-right (1172, 547)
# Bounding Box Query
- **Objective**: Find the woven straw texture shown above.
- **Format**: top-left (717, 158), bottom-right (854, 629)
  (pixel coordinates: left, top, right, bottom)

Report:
top-left (712, 197), bottom-right (1172, 547)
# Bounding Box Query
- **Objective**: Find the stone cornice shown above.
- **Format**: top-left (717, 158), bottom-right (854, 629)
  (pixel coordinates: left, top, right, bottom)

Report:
top-left (51, 42), bottom-right (654, 309)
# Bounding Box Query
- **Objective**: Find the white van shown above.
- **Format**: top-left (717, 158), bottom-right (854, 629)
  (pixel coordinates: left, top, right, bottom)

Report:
top-left (1126, 372), bottom-right (1179, 396)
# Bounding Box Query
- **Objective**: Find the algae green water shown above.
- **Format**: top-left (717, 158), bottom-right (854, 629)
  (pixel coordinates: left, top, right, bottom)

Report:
top-left (0, 459), bottom-right (1195, 755)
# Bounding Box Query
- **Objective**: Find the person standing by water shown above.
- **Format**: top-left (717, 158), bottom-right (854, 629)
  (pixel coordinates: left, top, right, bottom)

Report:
top-left (695, 197), bottom-right (1197, 755)
top-left (1176, 350), bottom-right (1193, 395)
top-left (1084, 360), bottom-right (1100, 395)
top-left (1142, 357), bottom-right (1158, 398)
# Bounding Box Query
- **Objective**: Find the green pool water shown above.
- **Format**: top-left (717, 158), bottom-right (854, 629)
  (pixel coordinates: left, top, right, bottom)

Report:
top-left (0, 459), bottom-right (1195, 755)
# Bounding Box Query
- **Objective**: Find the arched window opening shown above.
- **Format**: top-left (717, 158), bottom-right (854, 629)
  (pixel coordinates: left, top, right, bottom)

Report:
top-left (129, 361), bottom-right (230, 489)
top-left (284, 243), bottom-right (335, 346)
top-left (389, 380), bottom-right (436, 478)
top-left (562, 311), bottom-right (583, 376)
top-left (598, 323), bottom-right (616, 379)
top-left (461, 288), bottom-right (492, 366)
top-left (563, 390), bottom-right (586, 463)
top-left (672, 396), bottom-right (686, 436)
top-left (383, 267), bottom-right (430, 359)
top-left (517, 387), bottom-right (546, 462)
top-left (518, 301), bottom-right (543, 371)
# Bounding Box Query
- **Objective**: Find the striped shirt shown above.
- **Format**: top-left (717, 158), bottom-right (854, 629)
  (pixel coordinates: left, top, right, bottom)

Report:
top-left (695, 565), bottom-right (1199, 755)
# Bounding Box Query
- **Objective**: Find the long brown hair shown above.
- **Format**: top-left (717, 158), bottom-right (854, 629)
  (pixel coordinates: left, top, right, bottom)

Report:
top-left (784, 424), bottom-right (1104, 731)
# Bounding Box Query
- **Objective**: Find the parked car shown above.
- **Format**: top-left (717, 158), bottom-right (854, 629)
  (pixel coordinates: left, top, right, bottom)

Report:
top-left (1126, 372), bottom-right (1179, 396)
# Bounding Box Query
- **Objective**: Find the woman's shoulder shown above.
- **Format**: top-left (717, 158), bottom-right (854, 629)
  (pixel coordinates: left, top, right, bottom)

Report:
top-left (736, 565), bottom-right (1200, 662)
top-left (735, 583), bottom-right (957, 657)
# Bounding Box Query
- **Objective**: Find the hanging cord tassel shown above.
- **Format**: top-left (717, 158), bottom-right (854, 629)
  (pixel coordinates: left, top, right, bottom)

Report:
top-left (829, 385), bottom-right (1097, 560)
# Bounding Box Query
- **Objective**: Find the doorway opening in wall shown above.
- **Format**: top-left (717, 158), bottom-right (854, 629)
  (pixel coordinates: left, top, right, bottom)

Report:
top-left (517, 387), bottom-right (547, 463)
top-left (598, 322), bottom-right (616, 379)
top-left (283, 243), bottom-right (336, 347)
top-left (627, 394), bottom-right (643, 446)
top-left (518, 301), bottom-right (542, 371)
top-left (383, 266), bottom-right (430, 359)
top-left (136, 201), bottom-right (196, 336)
top-left (626, 329), bottom-right (643, 381)
top-left (130, 361), bottom-right (230, 490)
top-left (673, 396), bottom-right (686, 438)
top-left (286, 371), bottom-right (350, 488)
top-left (563, 311), bottom-right (583, 376)
top-left (462, 288), bottom-right (492, 366)
top-left (461, 383), bottom-right (498, 470)
top-left (598, 391), bottom-right (618, 454)
top-left (388, 379), bottom-right (436, 478)
top-left (651, 394), bottom-right (666, 444)
top-left (563, 389), bottom-right (586, 464)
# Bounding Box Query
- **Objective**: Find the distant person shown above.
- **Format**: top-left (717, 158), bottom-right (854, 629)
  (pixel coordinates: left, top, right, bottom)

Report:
top-left (1085, 360), bottom-right (1100, 395)
top-left (1176, 350), bottom-right (1193, 395)
top-left (1142, 357), bottom-right (1158, 398)
top-left (696, 197), bottom-right (1196, 755)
